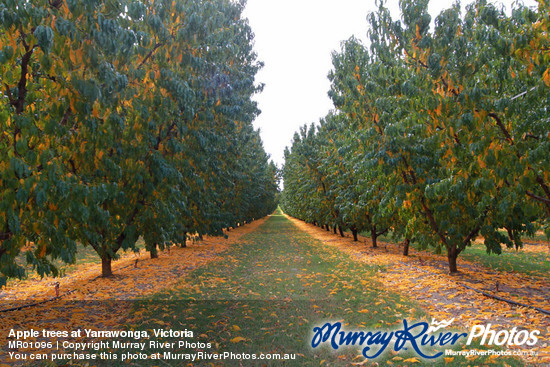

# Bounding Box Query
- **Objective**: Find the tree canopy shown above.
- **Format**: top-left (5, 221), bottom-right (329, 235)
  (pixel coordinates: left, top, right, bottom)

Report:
top-left (282, 0), bottom-right (549, 273)
top-left (0, 0), bottom-right (279, 282)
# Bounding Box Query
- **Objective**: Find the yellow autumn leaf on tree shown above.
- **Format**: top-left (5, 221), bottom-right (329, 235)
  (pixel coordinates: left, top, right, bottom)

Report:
top-left (92, 104), bottom-right (100, 118)
top-left (38, 244), bottom-right (47, 258)
top-left (543, 68), bottom-right (550, 87)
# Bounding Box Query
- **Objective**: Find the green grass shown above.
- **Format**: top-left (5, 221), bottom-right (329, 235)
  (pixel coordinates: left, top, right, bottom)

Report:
top-left (358, 230), bottom-right (398, 244)
top-left (460, 243), bottom-right (550, 276)
top-left (357, 228), bottom-right (549, 277)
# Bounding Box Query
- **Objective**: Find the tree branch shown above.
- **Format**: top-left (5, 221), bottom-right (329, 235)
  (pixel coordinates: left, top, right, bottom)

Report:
top-left (526, 190), bottom-right (550, 205)
top-left (488, 112), bottom-right (513, 144)
top-left (3, 83), bottom-right (16, 106)
top-left (138, 43), bottom-right (164, 70)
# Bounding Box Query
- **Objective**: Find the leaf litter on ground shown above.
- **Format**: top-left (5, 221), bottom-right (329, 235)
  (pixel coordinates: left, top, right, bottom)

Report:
top-left (286, 215), bottom-right (550, 365)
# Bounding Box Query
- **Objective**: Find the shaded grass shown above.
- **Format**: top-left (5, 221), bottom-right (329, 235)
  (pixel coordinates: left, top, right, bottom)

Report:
top-left (358, 228), bottom-right (549, 277)
top-left (460, 243), bottom-right (550, 276)
top-left (10, 241), bottom-right (145, 285)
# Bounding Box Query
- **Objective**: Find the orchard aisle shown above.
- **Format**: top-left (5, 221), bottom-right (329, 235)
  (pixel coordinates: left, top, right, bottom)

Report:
top-left (122, 209), bottom-right (427, 366)
top-left (121, 210), bottom-right (523, 366)
top-left (0, 209), bottom-right (535, 365)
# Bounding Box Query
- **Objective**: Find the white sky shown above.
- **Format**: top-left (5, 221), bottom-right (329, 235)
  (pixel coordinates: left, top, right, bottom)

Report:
top-left (243, 0), bottom-right (538, 166)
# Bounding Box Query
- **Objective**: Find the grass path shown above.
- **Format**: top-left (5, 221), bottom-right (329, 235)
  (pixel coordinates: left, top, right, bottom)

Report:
top-left (127, 211), bottom-right (520, 366)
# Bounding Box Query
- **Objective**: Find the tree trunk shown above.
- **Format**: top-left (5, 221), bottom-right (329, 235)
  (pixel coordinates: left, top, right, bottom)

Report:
top-left (403, 238), bottom-right (410, 256)
top-left (326, 225), bottom-right (330, 232)
top-left (447, 244), bottom-right (458, 273)
top-left (352, 228), bottom-right (358, 242)
top-left (333, 226), bottom-right (337, 234)
top-left (338, 226), bottom-right (345, 237)
top-left (150, 244), bottom-right (158, 259)
top-left (371, 225), bottom-right (378, 248)
top-left (101, 255), bottom-right (112, 277)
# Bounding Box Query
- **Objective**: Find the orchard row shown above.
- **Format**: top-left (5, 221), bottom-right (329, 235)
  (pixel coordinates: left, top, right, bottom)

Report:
top-left (282, 0), bottom-right (549, 272)
top-left (0, 0), bottom-right (278, 281)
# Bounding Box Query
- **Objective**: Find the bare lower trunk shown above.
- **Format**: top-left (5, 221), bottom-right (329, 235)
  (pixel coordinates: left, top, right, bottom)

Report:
top-left (447, 244), bottom-right (458, 273)
top-left (101, 256), bottom-right (112, 277)
top-left (150, 245), bottom-right (158, 259)
top-left (338, 226), bottom-right (344, 237)
top-left (403, 238), bottom-right (410, 256)
top-left (352, 228), bottom-right (358, 242)
top-left (333, 226), bottom-right (337, 234)
top-left (371, 228), bottom-right (378, 248)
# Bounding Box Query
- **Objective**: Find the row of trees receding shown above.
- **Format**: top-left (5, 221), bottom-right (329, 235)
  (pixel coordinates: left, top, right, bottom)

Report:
top-left (282, 0), bottom-right (549, 273)
top-left (0, 0), bottom-right (279, 282)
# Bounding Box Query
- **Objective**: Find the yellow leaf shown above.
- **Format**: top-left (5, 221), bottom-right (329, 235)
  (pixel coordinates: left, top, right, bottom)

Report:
top-left (230, 337), bottom-right (246, 343)
top-left (231, 325), bottom-right (241, 331)
top-left (38, 244), bottom-right (47, 258)
top-left (478, 156), bottom-right (486, 169)
top-left (444, 357), bottom-right (454, 363)
top-left (92, 104), bottom-right (99, 118)
top-left (543, 68), bottom-right (550, 87)
top-left (76, 48), bottom-right (83, 64)
top-left (402, 357), bottom-right (420, 363)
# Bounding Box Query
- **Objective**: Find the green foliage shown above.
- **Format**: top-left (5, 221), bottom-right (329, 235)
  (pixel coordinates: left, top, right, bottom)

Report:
top-left (0, 0), bottom-right (279, 282)
top-left (282, 0), bottom-right (549, 272)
